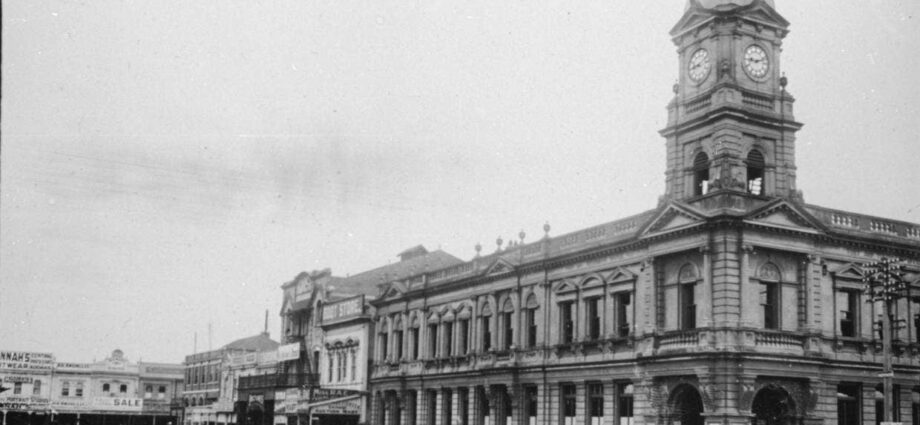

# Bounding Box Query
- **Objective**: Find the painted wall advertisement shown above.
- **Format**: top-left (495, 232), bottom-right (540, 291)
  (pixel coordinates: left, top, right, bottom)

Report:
top-left (277, 343), bottom-right (300, 362)
top-left (0, 396), bottom-right (50, 411)
top-left (0, 352), bottom-right (54, 370)
top-left (312, 398), bottom-right (360, 415)
top-left (93, 397), bottom-right (144, 412)
top-left (321, 296), bottom-right (364, 322)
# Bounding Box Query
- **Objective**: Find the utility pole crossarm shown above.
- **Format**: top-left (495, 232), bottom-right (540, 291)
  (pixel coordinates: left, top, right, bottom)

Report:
top-left (862, 257), bottom-right (908, 425)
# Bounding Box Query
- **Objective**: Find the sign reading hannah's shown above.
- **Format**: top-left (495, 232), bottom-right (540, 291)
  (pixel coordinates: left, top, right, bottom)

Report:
top-left (0, 352), bottom-right (54, 370)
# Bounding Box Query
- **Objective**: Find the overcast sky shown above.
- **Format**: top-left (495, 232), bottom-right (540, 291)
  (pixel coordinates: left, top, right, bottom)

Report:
top-left (1, 0), bottom-right (918, 364)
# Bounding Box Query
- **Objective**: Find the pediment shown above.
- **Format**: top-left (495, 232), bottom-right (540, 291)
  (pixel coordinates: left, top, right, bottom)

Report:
top-left (672, 2), bottom-right (789, 37)
top-left (670, 10), bottom-right (716, 36)
top-left (484, 258), bottom-right (516, 277)
top-left (740, 3), bottom-right (790, 28)
top-left (745, 201), bottom-right (825, 234)
top-left (641, 204), bottom-right (706, 236)
top-left (606, 267), bottom-right (637, 284)
top-left (381, 282), bottom-right (407, 299)
top-left (830, 263), bottom-right (864, 281)
top-left (554, 279), bottom-right (578, 294)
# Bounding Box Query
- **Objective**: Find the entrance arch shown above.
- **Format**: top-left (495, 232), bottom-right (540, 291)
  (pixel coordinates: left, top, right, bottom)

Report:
top-left (752, 385), bottom-right (796, 425)
top-left (669, 384), bottom-right (705, 425)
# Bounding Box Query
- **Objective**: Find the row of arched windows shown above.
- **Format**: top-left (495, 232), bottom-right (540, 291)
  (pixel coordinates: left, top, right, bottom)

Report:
top-left (377, 295), bottom-right (542, 363)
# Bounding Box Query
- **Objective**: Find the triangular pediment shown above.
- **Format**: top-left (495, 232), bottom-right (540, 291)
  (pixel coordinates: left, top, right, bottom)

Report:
top-left (606, 267), bottom-right (638, 284)
top-left (670, 11), bottom-right (715, 37)
top-left (554, 279), bottom-right (578, 294)
top-left (381, 282), bottom-right (407, 299)
top-left (745, 200), bottom-right (826, 234)
top-left (672, 2), bottom-right (789, 37)
top-left (831, 263), bottom-right (864, 281)
top-left (484, 258), bottom-right (516, 277)
top-left (641, 203), bottom-right (706, 236)
top-left (740, 3), bottom-right (790, 28)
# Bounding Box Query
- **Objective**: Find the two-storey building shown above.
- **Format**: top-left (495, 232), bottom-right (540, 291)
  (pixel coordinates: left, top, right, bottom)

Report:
top-left (368, 2), bottom-right (920, 425)
top-left (275, 249), bottom-right (461, 425)
top-left (182, 333), bottom-right (279, 425)
top-left (0, 351), bottom-right (54, 425)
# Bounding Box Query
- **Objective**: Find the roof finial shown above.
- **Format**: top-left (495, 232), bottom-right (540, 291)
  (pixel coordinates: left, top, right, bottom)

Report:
top-left (474, 242), bottom-right (482, 257)
top-left (543, 222), bottom-right (551, 238)
top-left (496, 236), bottom-right (503, 252)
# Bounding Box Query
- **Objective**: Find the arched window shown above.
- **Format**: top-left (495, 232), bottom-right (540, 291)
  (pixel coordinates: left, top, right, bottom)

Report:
top-left (758, 263), bottom-right (782, 329)
top-left (693, 152), bottom-right (710, 196)
top-left (392, 316), bottom-right (404, 361)
top-left (678, 264), bottom-right (700, 330)
top-left (480, 302), bottom-right (493, 351)
top-left (747, 150), bottom-right (766, 195)
top-left (524, 294), bottom-right (539, 348)
top-left (501, 298), bottom-right (515, 350)
top-left (102, 383), bottom-right (110, 393)
top-left (752, 385), bottom-right (795, 425)
top-left (670, 384), bottom-right (704, 425)
top-left (377, 318), bottom-right (389, 362)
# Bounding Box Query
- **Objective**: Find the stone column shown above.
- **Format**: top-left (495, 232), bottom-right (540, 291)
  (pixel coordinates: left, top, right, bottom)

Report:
top-left (471, 387), bottom-right (485, 425)
top-left (739, 245), bottom-right (757, 328)
top-left (699, 246), bottom-right (713, 328)
top-left (636, 258), bottom-right (657, 336)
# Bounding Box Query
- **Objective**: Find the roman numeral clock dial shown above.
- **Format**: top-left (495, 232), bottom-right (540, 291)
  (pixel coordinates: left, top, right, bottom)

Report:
top-left (688, 48), bottom-right (711, 83)
top-left (743, 45), bottom-right (769, 80)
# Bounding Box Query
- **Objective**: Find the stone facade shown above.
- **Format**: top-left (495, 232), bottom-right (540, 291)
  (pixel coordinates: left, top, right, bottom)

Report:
top-left (367, 2), bottom-right (920, 425)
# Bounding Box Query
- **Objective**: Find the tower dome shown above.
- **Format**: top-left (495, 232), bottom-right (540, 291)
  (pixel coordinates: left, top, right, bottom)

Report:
top-left (685, 0), bottom-right (775, 11)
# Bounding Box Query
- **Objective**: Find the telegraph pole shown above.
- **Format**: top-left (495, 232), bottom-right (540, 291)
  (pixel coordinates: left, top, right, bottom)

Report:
top-left (863, 257), bottom-right (907, 424)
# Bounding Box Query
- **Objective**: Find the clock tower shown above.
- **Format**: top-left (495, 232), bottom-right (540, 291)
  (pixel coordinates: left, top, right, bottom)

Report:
top-left (661, 0), bottom-right (803, 203)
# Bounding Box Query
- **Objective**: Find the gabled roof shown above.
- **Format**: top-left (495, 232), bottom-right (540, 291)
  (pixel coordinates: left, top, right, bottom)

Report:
top-left (222, 332), bottom-right (279, 352)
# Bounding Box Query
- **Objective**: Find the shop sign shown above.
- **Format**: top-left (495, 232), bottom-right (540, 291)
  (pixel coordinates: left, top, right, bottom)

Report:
top-left (55, 362), bottom-right (90, 370)
top-left (142, 365), bottom-right (182, 375)
top-left (52, 399), bottom-right (91, 410)
top-left (230, 353), bottom-right (258, 366)
top-left (321, 296), bottom-right (364, 322)
top-left (0, 352), bottom-right (54, 371)
top-left (277, 343), bottom-right (300, 362)
top-left (143, 399), bottom-right (170, 411)
top-left (3, 376), bottom-right (34, 383)
top-left (312, 398), bottom-right (361, 415)
top-left (310, 389), bottom-right (361, 403)
top-left (0, 402), bottom-right (30, 411)
top-left (294, 277), bottom-right (314, 303)
top-left (0, 396), bottom-right (50, 407)
top-left (259, 351), bottom-right (278, 364)
top-left (93, 397), bottom-right (143, 411)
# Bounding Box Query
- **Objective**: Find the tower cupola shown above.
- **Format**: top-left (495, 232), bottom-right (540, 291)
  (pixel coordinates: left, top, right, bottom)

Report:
top-left (661, 0), bottom-right (802, 203)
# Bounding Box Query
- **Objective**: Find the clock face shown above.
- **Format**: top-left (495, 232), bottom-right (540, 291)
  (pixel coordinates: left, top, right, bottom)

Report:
top-left (744, 45), bottom-right (770, 80)
top-left (688, 49), bottom-right (711, 83)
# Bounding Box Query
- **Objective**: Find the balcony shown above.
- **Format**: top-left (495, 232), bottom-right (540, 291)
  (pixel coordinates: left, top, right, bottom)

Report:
top-left (238, 373), bottom-right (319, 390)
